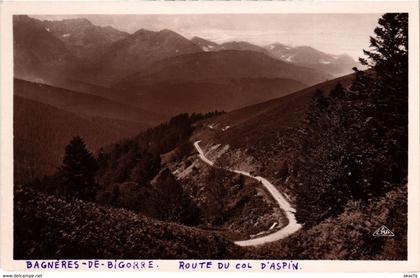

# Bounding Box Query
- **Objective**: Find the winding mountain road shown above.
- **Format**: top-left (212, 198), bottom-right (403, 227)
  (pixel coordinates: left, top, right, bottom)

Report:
top-left (194, 140), bottom-right (302, 247)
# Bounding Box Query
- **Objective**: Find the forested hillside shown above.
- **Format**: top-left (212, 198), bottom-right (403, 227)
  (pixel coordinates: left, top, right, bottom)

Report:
top-left (289, 13), bottom-right (407, 227)
top-left (14, 96), bottom-right (146, 184)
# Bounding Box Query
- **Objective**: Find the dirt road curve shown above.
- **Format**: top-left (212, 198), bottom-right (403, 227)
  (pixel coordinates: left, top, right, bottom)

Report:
top-left (194, 140), bottom-right (302, 247)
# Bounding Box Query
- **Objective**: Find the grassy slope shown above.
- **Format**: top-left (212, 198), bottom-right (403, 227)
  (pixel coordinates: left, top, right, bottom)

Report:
top-left (14, 186), bottom-right (243, 259)
top-left (211, 73), bottom-right (355, 149)
top-left (247, 184), bottom-right (407, 260)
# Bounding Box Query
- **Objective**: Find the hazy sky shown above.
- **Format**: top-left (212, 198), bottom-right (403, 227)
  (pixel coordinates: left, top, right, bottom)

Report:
top-left (33, 14), bottom-right (382, 60)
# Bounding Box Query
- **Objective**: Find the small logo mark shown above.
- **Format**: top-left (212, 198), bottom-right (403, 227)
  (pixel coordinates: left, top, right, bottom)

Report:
top-left (373, 225), bottom-right (394, 237)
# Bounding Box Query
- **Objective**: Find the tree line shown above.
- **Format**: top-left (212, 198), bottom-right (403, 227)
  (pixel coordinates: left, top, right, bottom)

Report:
top-left (26, 112), bottom-right (222, 225)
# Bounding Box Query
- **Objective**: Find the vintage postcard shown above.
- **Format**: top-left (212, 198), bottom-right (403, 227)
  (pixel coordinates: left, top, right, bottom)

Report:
top-left (0, 0), bottom-right (419, 274)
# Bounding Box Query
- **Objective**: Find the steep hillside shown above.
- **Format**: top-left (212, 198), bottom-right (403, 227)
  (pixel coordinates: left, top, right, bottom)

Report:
top-left (205, 73), bottom-right (355, 149)
top-left (168, 153), bottom-right (284, 241)
top-left (13, 15), bottom-right (75, 83)
top-left (14, 186), bottom-right (242, 259)
top-left (14, 96), bottom-right (146, 183)
top-left (249, 184), bottom-right (407, 260)
top-left (188, 74), bottom-right (356, 210)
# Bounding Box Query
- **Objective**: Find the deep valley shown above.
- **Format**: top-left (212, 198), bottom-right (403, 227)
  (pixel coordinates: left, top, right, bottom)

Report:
top-left (13, 13), bottom-right (408, 260)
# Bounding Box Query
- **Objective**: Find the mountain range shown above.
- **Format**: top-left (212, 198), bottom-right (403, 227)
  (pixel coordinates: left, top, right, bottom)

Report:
top-left (13, 15), bottom-right (359, 182)
top-left (14, 15), bottom-right (356, 91)
top-left (190, 36), bottom-right (358, 77)
top-left (42, 17), bottom-right (129, 61)
top-left (13, 15), bottom-right (354, 120)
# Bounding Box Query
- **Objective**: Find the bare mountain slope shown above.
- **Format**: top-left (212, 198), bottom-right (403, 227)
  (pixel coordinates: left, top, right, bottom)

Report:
top-left (117, 50), bottom-right (330, 88)
top-left (13, 15), bottom-right (75, 83)
top-left (14, 79), bottom-right (165, 125)
top-left (79, 28), bottom-right (203, 86)
top-left (204, 73), bottom-right (356, 149)
top-left (42, 18), bottom-right (129, 60)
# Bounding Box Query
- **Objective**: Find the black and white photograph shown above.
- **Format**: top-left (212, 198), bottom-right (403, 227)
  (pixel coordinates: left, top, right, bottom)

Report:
top-left (1, 1), bottom-right (419, 274)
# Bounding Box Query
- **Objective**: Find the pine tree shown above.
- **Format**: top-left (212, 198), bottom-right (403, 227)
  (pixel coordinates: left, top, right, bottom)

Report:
top-left (359, 13), bottom-right (408, 85)
top-left (356, 13), bottom-right (408, 123)
top-left (292, 13), bottom-right (408, 227)
top-left (354, 13), bottom-right (408, 183)
top-left (330, 83), bottom-right (345, 99)
top-left (56, 136), bottom-right (98, 201)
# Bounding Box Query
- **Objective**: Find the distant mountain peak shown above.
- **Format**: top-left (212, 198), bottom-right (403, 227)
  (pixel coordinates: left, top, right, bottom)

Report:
top-left (129, 28), bottom-right (194, 46)
top-left (103, 25), bottom-right (121, 32)
top-left (294, 45), bottom-right (317, 50)
top-left (159, 28), bottom-right (177, 34)
top-left (130, 28), bottom-right (151, 37)
top-left (42, 17), bottom-right (94, 31)
top-left (59, 17), bottom-right (92, 25)
top-left (132, 28), bottom-right (180, 37)
top-left (224, 40), bottom-right (249, 44)
top-left (191, 36), bottom-right (203, 41)
top-left (159, 29), bottom-right (191, 41)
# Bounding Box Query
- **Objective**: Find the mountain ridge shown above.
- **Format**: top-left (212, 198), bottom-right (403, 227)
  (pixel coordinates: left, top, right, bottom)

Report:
top-left (115, 49), bottom-right (330, 88)
top-left (41, 17), bottom-right (129, 60)
top-left (190, 35), bottom-right (358, 77)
